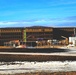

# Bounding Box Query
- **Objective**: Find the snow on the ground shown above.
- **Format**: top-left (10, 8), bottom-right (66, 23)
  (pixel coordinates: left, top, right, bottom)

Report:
top-left (0, 61), bottom-right (76, 74)
top-left (0, 52), bottom-right (76, 56)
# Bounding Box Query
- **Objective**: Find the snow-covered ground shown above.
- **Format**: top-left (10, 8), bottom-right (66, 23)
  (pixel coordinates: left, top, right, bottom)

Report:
top-left (0, 61), bottom-right (76, 74)
top-left (0, 47), bottom-right (76, 74)
top-left (0, 52), bottom-right (76, 56)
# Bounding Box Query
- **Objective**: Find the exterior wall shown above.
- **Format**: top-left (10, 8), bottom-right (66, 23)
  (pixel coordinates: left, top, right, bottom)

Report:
top-left (0, 28), bottom-right (23, 46)
top-left (60, 28), bottom-right (74, 37)
top-left (26, 27), bottom-right (53, 41)
top-left (53, 28), bottom-right (74, 40)
top-left (0, 27), bottom-right (75, 46)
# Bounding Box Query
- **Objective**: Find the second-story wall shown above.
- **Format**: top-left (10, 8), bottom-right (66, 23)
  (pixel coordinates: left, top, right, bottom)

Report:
top-left (0, 28), bottom-right (24, 45)
top-left (26, 27), bottom-right (53, 41)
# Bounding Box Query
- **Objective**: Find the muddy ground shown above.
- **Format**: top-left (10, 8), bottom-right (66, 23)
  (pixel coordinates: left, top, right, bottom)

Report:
top-left (1, 71), bottom-right (75, 75)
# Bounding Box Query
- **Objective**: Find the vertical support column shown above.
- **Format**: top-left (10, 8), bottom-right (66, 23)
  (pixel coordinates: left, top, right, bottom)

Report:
top-left (23, 29), bottom-right (26, 42)
top-left (74, 28), bottom-right (76, 36)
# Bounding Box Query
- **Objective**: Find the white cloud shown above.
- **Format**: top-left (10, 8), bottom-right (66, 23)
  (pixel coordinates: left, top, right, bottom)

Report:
top-left (48, 0), bottom-right (76, 7)
top-left (34, 20), bottom-right (47, 23)
top-left (0, 22), bottom-right (18, 25)
top-left (0, 18), bottom-right (76, 28)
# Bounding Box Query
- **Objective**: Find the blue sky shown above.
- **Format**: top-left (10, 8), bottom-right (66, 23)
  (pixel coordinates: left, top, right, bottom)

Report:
top-left (0, 0), bottom-right (76, 27)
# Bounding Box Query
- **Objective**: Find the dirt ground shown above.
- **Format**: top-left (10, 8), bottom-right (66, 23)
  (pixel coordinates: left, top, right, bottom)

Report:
top-left (3, 71), bottom-right (76, 75)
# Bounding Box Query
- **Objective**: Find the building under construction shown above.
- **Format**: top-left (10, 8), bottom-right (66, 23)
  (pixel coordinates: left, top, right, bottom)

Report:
top-left (0, 26), bottom-right (75, 46)
top-left (26, 26), bottom-right (53, 41)
top-left (0, 28), bottom-right (24, 46)
top-left (53, 27), bottom-right (75, 40)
